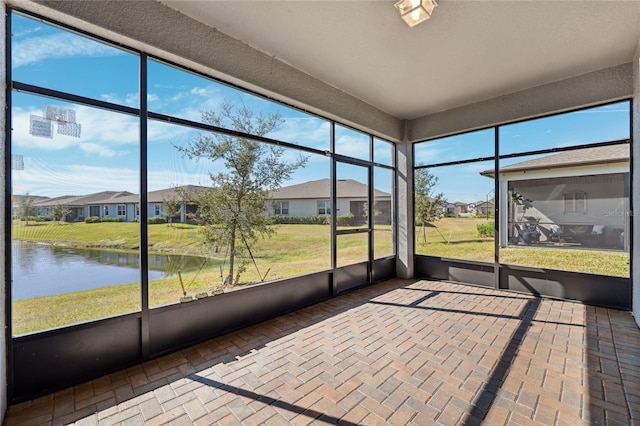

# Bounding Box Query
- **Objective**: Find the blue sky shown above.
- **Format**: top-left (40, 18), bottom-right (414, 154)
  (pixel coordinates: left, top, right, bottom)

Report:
top-left (414, 103), bottom-right (630, 203)
top-left (10, 13), bottom-right (629, 202)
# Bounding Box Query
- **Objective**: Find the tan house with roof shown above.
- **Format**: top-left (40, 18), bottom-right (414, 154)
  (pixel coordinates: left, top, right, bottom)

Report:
top-left (268, 178), bottom-right (392, 224)
top-left (30, 186), bottom-right (207, 223)
top-left (33, 191), bottom-right (135, 222)
top-left (481, 143), bottom-right (630, 250)
top-left (27, 181), bottom-right (392, 225)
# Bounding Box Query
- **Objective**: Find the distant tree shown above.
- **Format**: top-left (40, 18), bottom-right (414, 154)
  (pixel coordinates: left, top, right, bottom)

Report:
top-left (362, 201), bottom-right (383, 224)
top-left (176, 102), bottom-right (307, 288)
top-left (414, 168), bottom-right (445, 245)
top-left (173, 186), bottom-right (200, 223)
top-left (52, 203), bottom-right (71, 224)
top-left (17, 194), bottom-right (37, 226)
top-left (162, 196), bottom-right (181, 227)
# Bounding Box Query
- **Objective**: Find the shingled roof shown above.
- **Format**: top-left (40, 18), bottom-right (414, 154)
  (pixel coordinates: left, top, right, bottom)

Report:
top-left (90, 185), bottom-right (210, 204)
top-left (481, 143), bottom-right (629, 178)
top-left (33, 191), bottom-right (134, 207)
top-left (270, 179), bottom-right (390, 199)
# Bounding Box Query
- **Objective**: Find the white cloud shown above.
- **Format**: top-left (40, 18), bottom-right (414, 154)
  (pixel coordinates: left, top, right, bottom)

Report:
top-left (335, 134), bottom-right (370, 159)
top-left (148, 84), bottom-right (224, 122)
top-left (269, 118), bottom-right (330, 150)
top-left (78, 142), bottom-right (119, 158)
top-left (413, 147), bottom-right (442, 166)
top-left (12, 156), bottom-right (215, 197)
top-left (12, 104), bottom-right (139, 152)
top-left (99, 92), bottom-right (140, 108)
top-left (373, 142), bottom-right (394, 164)
top-left (12, 162), bottom-right (140, 197)
top-left (190, 87), bottom-right (209, 96)
top-left (13, 33), bottom-right (121, 68)
top-left (12, 26), bottom-right (42, 38)
top-left (147, 120), bottom-right (200, 144)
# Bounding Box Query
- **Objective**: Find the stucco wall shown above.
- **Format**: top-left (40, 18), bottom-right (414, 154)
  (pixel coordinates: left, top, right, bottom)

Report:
top-left (410, 63), bottom-right (633, 142)
top-left (22, 0), bottom-right (402, 143)
top-left (396, 137), bottom-right (413, 278)
top-left (287, 200), bottom-right (321, 217)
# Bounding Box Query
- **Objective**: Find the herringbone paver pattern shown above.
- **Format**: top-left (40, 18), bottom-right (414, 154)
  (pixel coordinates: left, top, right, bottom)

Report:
top-left (5, 279), bottom-right (640, 425)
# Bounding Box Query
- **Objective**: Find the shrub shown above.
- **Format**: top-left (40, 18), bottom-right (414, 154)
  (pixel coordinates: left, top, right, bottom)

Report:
top-left (271, 215), bottom-right (330, 225)
top-left (101, 217), bottom-right (122, 223)
top-left (477, 222), bottom-right (495, 237)
top-left (337, 212), bottom-right (354, 227)
top-left (148, 216), bottom-right (166, 224)
top-left (84, 216), bottom-right (122, 223)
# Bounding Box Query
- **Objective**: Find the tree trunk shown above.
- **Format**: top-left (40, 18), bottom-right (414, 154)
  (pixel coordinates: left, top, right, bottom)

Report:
top-left (421, 223), bottom-right (427, 245)
top-left (227, 224), bottom-right (236, 288)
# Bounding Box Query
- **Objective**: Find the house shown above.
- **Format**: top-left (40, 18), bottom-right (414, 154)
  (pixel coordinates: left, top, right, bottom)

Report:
top-left (481, 144), bottom-right (630, 250)
top-left (268, 178), bottom-right (392, 224)
top-left (11, 194), bottom-right (49, 219)
top-left (33, 191), bottom-right (134, 222)
top-left (474, 199), bottom-right (495, 217)
top-left (29, 186), bottom-right (207, 223)
top-left (22, 181), bottom-right (390, 225)
top-left (92, 185), bottom-right (208, 223)
top-left (445, 201), bottom-right (471, 216)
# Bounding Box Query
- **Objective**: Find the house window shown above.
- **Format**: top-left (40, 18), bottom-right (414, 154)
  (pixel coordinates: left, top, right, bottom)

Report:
top-left (563, 191), bottom-right (587, 214)
top-left (117, 205), bottom-right (126, 216)
top-left (318, 200), bottom-right (331, 215)
top-left (273, 201), bottom-right (289, 216)
top-left (135, 204), bottom-right (140, 217)
top-left (104, 205), bottom-right (109, 216)
top-left (155, 204), bottom-right (162, 216)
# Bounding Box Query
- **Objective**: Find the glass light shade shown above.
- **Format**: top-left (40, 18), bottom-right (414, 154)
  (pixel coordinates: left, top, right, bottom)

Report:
top-left (394, 0), bottom-right (437, 27)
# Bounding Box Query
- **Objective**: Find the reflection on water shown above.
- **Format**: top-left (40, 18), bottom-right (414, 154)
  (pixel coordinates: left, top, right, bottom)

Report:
top-left (12, 241), bottom-right (214, 300)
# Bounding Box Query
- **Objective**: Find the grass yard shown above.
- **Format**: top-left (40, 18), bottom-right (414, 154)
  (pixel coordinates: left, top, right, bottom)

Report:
top-left (11, 221), bottom-right (393, 334)
top-left (12, 217), bottom-right (628, 335)
top-left (415, 217), bottom-right (629, 277)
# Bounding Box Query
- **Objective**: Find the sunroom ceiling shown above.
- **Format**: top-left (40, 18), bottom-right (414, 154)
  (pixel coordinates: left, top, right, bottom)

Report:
top-left (159, 1), bottom-right (640, 120)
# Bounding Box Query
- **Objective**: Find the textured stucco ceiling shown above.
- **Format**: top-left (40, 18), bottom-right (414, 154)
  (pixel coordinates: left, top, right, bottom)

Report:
top-left (160, 0), bottom-right (640, 120)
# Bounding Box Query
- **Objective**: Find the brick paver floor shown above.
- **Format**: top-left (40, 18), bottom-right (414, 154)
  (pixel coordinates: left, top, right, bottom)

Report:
top-left (5, 279), bottom-right (640, 425)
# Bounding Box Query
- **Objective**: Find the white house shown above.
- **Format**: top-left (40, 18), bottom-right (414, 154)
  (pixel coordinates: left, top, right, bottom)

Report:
top-left (268, 178), bottom-right (392, 224)
top-left (33, 191), bottom-right (134, 222)
top-left (29, 186), bottom-right (208, 223)
top-left (481, 143), bottom-right (629, 250)
top-left (26, 181), bottom-right (392, 225)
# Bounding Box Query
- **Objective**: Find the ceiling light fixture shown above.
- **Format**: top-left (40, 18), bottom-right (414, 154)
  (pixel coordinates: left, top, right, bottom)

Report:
top-left (394, 0), bottom-right (437, 27)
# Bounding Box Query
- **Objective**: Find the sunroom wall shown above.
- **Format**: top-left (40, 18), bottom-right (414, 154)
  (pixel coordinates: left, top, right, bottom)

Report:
top-left (633, 39), bottom-right (640, 329)
top-left (2, 0), bottom-right (640, 417)
top-left (17, 0), bottom-right (402, 143)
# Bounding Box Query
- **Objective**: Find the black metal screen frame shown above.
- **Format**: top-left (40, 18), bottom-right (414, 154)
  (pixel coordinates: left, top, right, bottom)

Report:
top-left (5, 7), bottom-right (399, 402)
top-left (412, 98), bottom-right (634, 306)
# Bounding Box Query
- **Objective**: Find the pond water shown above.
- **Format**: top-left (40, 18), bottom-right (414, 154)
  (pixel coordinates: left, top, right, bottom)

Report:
top-left (12, 241), bottom-right (211, 300)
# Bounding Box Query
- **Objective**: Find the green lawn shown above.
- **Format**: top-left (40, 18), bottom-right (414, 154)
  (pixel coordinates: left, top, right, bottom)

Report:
top-left (11, 221), bottom-right (393, 334)
top-left (415, 217), bottom-right (629, 277)
top-left (12, 218), bottom-right (628, 335)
